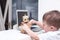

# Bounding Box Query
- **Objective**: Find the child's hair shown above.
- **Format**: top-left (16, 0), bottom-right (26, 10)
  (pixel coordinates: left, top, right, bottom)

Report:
top-left (43, 10), bottom-right (60, 29)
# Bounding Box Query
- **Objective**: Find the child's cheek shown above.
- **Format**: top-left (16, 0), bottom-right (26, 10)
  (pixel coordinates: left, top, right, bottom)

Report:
top-left (44, 26), bottom-right (49, 32)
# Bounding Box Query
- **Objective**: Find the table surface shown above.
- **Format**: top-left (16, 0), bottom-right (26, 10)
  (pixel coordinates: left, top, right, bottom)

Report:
top-left (0, 30), bottom-right (32, 40)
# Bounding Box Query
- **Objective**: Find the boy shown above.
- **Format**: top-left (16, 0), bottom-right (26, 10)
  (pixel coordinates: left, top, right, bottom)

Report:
top-left (22, 10), bottom-right (60, 40)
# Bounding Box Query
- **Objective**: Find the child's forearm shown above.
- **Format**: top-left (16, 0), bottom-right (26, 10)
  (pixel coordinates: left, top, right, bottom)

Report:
top-left (35, 21), bottom-right (43, 29)
top-left (25, 28), bottom-right (39, 40)
top-left (29, 19), bottom-right (43, 29)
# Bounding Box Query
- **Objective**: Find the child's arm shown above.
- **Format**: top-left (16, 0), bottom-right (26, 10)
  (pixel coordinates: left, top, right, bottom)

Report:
top-left (29, 19), bottom-right (43, 29)
top-left (22, 24), bottom-right (39, 40)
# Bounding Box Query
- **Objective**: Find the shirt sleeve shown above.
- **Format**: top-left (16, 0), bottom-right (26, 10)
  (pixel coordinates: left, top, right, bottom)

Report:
top-left (38, 32), bottom-right (57, 40)
top-left (38, 33), bottom-right (48, 40)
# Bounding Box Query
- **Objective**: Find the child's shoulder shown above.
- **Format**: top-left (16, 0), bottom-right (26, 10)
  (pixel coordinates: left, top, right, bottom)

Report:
top-left (38, 31), bottom-right (60, 40)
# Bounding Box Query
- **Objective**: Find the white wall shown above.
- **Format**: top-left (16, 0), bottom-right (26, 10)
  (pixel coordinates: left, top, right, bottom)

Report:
top-left (38, 0), bottom-right (60, 21)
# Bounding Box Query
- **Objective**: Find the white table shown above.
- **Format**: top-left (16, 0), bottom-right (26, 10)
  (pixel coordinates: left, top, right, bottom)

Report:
top-left (0, 30), bottom-right (32, 40)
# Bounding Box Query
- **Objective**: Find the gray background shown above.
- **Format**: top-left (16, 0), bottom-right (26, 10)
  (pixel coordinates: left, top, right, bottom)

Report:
top-left (12, 0), bottom-right (38, 25)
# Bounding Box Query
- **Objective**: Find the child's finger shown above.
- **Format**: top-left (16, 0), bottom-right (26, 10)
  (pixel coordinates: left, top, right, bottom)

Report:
top-left (21, 22), bottom-right (25, 25)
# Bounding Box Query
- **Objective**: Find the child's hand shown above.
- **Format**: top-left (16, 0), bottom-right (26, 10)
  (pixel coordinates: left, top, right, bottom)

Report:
top-left (22, 24), bottom-right (30, 31)
top-left (29, 19), bottom-right (37, 24)
top-left (21, 22), bottom-right (30, 30)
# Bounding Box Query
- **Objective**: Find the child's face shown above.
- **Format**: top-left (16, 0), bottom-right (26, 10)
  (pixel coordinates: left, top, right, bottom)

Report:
top-left (43, 21), bottom-right (57, 32)
top-left (43, 21), bottom-right (51, 32)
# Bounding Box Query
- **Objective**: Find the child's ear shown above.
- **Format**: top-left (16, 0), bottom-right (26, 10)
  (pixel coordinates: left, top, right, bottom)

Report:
top-left (51, 26), bottom-right (54, 29)
top-left (50, 26), bottom-right (57, 31)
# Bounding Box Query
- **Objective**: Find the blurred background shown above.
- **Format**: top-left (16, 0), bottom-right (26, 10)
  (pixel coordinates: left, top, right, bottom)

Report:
top-left (12, 0), bottom-right (38, 26)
